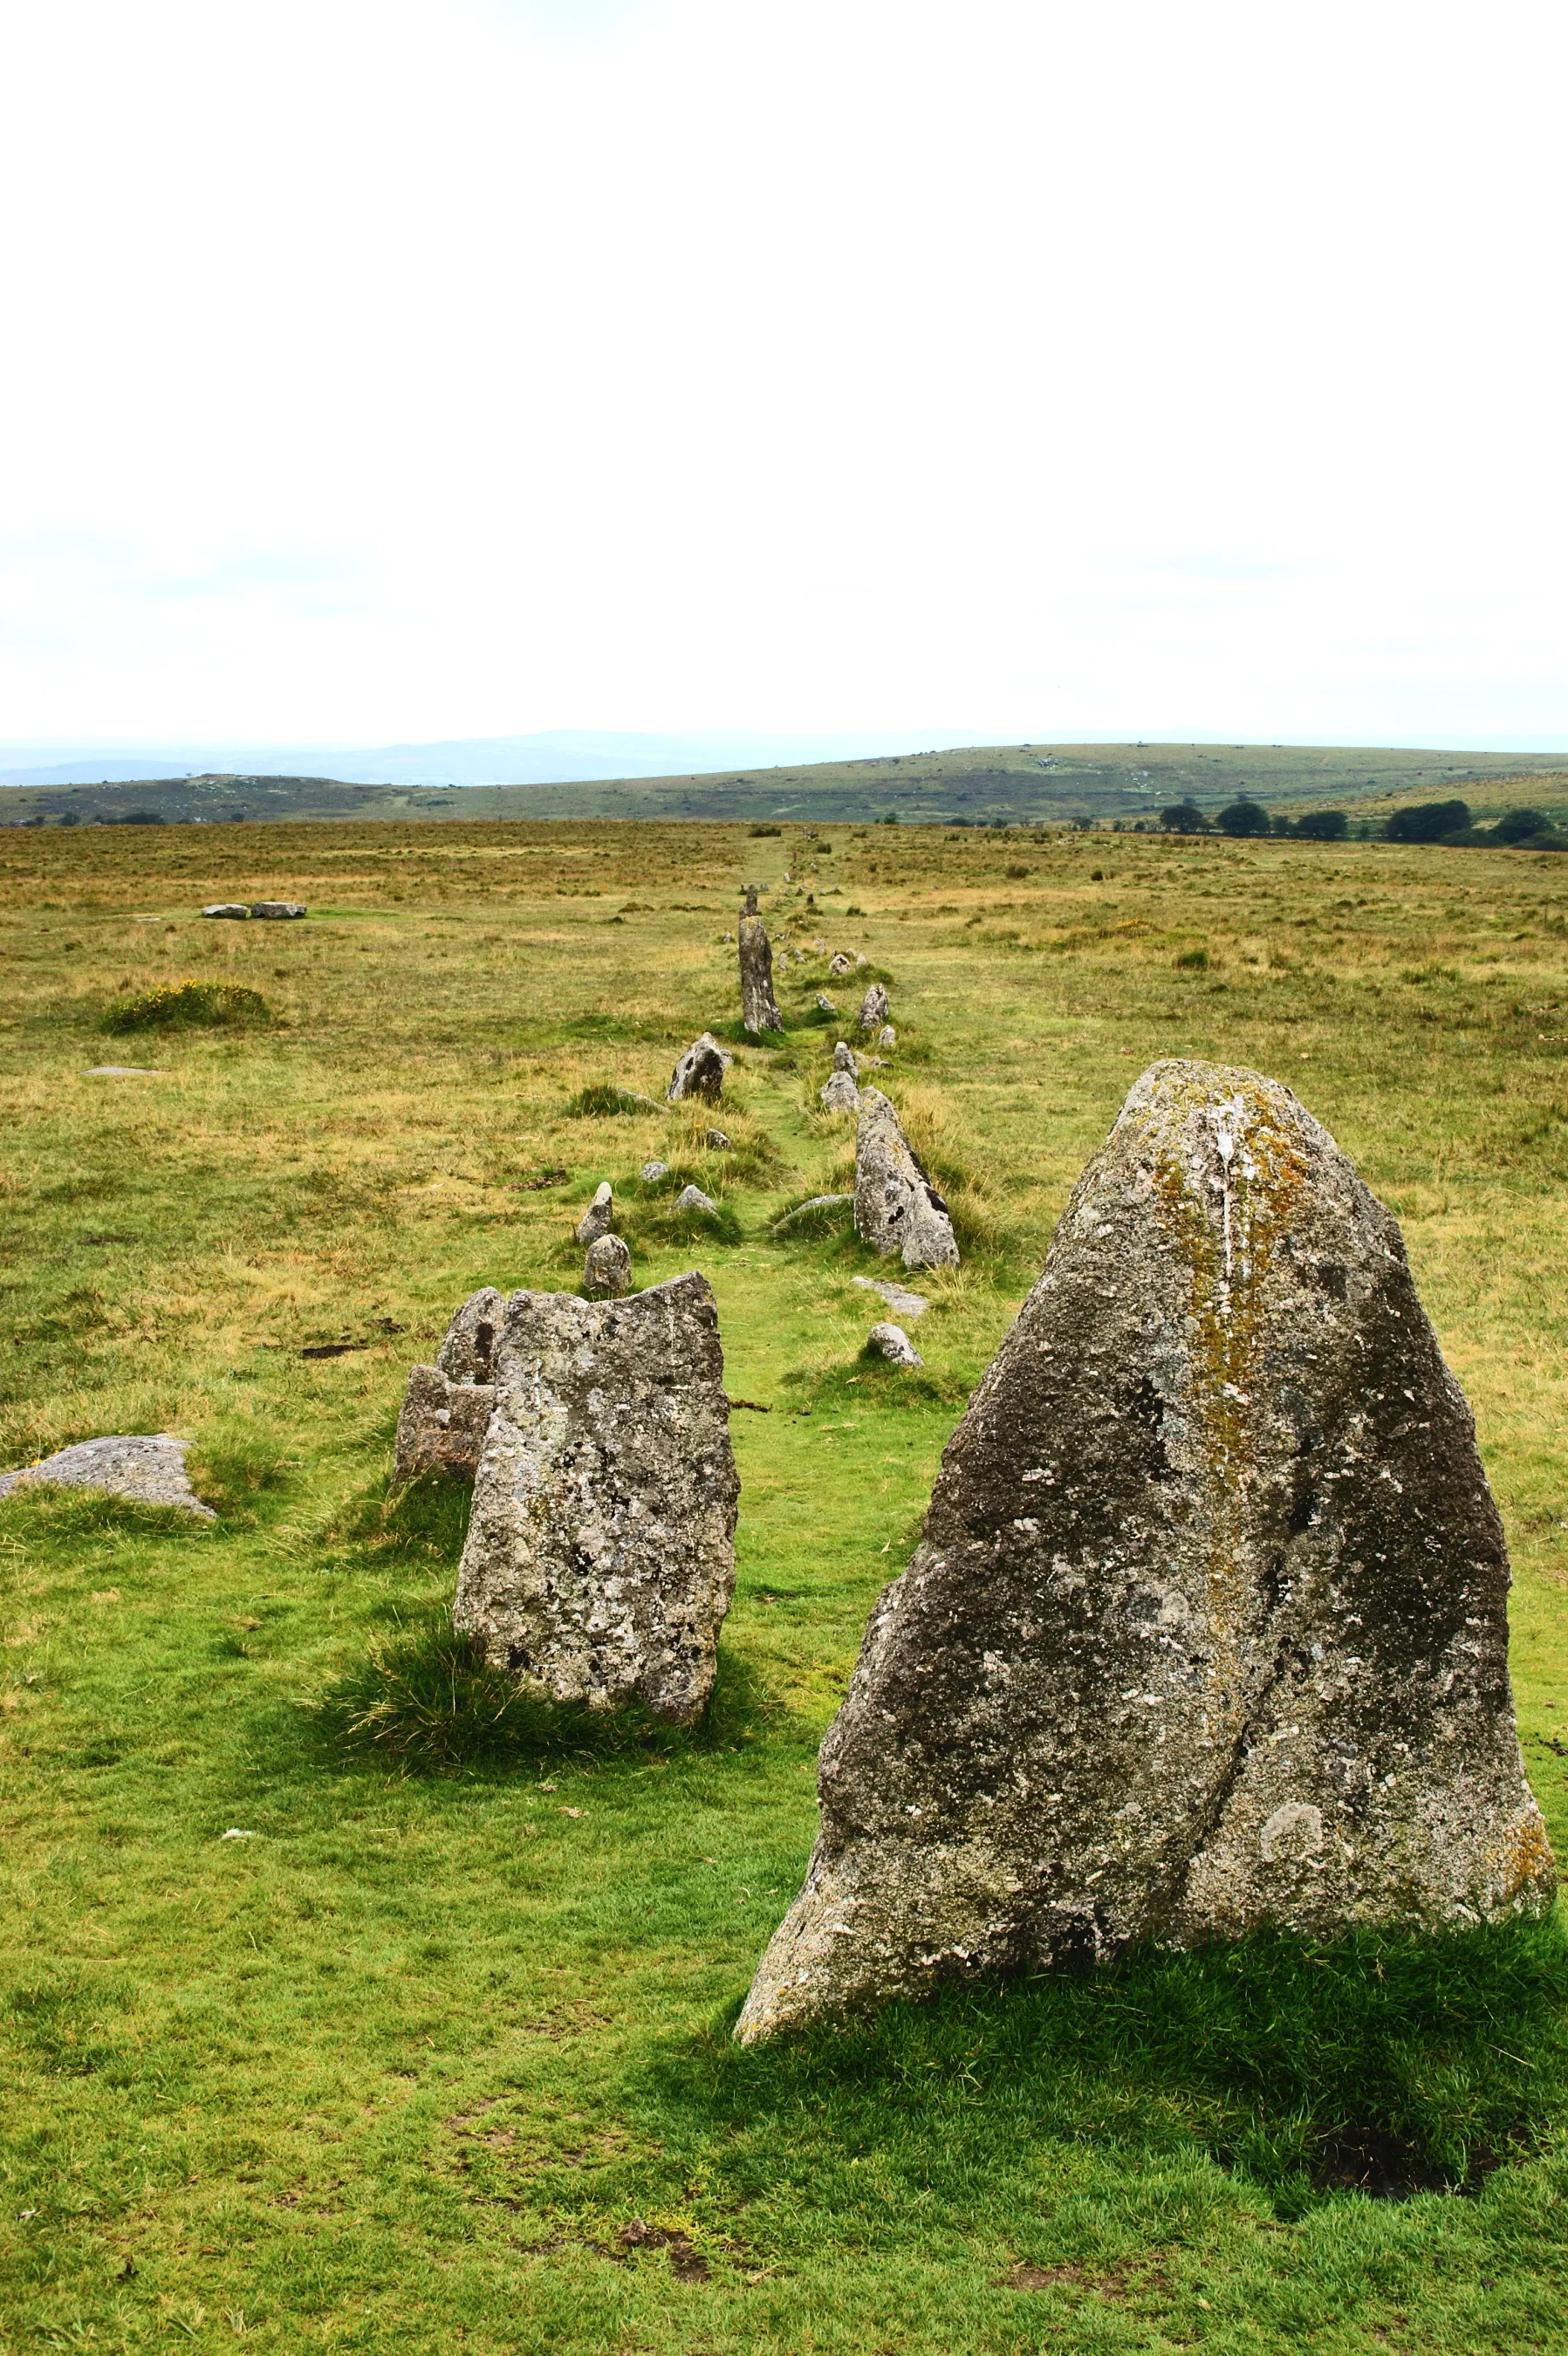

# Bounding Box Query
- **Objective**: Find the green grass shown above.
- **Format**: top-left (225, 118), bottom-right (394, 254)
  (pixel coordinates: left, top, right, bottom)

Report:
top-left (2, 816), bottom-right (1567, 2351)
top-left (103, 977), bottom-right (272, 1032)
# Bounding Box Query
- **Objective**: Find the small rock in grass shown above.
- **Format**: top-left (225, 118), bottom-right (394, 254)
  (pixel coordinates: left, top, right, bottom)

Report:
top-left (86, 1065), bottom-right (165, 1078)
top-left (575, 1182), bottom-right (615, 1244)
top-left (584, 1234), bottom-right (633, 1298)
top-left (455, 1274), bottom-right (739, 1723)
top-left (201, 903), bottom-right (250, 920)
top-left (828, 952), bottom-right (855, 977)
top-left (852, 1276), bottom-right (929, 1319)
top-left (640, 1160), bottom-right (670, 1183)
top-left (854, 1090), bottom-right (960, 1270)
top-left (0, 1434), bottom-right (215, 1517)
top-left (877, 1025), bottom-right (897, 1050)
top-left (250, 901), bottom-right (306, 919)
top-left (819, 1056), bottom-right (861, 1112)
top-left (866, 1321), bottom-right (922, 1366)
top-left (815, 992), bottom-right (837, 1013)
top-left (667, 1032), bottom-right (731, 1104)
top-left (705, 1128), bottom-right (733, 1152)
top-left (674, 1183), bottom-right (720, 1216)
top-left (393, 1366), bottom-right (497, 1484)
top-left (770, 1193), bottom-right (852, 1236)
top-left (858, 983), bottom-right (890, 1031)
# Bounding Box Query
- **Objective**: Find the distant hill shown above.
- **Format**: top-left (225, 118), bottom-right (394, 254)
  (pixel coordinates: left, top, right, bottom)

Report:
top-left (3, 742), bottom-right (1568, 829)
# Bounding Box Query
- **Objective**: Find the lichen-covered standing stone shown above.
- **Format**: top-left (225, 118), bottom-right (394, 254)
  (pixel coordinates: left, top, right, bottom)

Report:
top-left (858, 983), bottom-right (889, 1031)
top-left (819, 1040), bottom-right (862, 1113)
top-left (737, 1058), bottom-right (1555, 2038)
top-left (574, 1182), bottom-right (615, 1244)
top-left (393, 1366), bottom-right (497, 1483)
top-left (436, 1287), bottom-right (503, 1383)
top-left (584, 1234), bottom-right (633, 1298)
top-left (740, 914), bottom-right (784, 1034)
top-left (667, 1033), bottom-right (730, 1104)
top-left (854, 1089), bottom-right (960, 1270)
top-left (455, 1274), bottom-right (739, 1723)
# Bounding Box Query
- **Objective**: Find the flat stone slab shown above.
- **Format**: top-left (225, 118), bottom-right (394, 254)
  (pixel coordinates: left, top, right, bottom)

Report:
top-left (455, 1273), bottom-right (739, 1723)
top-left (0, 1435), bottom-right (215, 1517)
top-left (738, 1058), bottom-right (1556, 2040)
top-left (852, 1277), bottom-right (930, 1318)
top-left (85, 1066), bottom-right (166, 1078)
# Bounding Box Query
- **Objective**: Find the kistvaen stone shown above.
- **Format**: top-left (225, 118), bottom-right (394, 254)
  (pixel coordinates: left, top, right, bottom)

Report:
top-left (738, 1059), bottom-right (1555, 2039)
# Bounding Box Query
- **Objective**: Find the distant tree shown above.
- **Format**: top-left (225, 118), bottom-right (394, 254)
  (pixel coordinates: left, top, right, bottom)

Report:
top-left (1160, 800), bottom-right (1209, 832)
top-left (1215, 798), bottom-right (1272, 838)
top-left (1386, 799), bottom-right (1469, 843)
top-left (1493, 807), bottom-right (1549, 844)
top-left (57, 810), bottom-right (79, 826)
top-left (1294, 809), bottom-right (1349, 841)
top-left (120, 809), bottom-right (166, 825)
top-left (879, 811), bottom-right (899, 825)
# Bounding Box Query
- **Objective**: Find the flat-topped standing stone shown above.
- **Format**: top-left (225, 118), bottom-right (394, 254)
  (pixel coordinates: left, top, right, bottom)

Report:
top-left (740, 914), bottom-right (784, 1034)
top-left (854, 1089), bottom-right (959, 1270)
top-left (0, 1434), bottom-right (214, 1517)
top-left (575, 1183), bottom-right (615, 1245)
top-left (668, 1033), bottom-right (730, 1104)
top-left (436, 1287), bottom-right (503, 1383)
top-left (455, 1273), bottom-right (739, 1723)
top-left (584, 1233), bottom-right (633, 1298)
top-left (737, 1058), bottom-right (1556, 2040)
top-left (858, 983), bottom-right (889, 1031)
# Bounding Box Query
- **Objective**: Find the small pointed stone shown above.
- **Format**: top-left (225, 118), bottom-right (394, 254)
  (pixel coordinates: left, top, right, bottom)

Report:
top-left (574, 1181), bottom-right (614, 1244)
top-left (674, 1183), bottom-right (720, 1216)
top-left (436, 1288), bottom-right (503, 1383)
top-left (815, 992), bottom-right (837, 1013)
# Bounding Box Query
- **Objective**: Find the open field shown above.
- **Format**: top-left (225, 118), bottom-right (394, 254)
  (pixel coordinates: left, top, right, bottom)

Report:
top-left (4, 743), bottom-right (1568, 831)
top-left (3, 815), bottom-right (1568, 2353)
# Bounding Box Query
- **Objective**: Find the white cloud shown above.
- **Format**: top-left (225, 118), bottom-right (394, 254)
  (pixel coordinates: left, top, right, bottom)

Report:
top-left (0, 0), bottom-right (1564, 745)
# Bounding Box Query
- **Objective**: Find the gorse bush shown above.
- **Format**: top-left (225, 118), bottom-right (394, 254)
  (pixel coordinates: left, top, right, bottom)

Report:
top-left (103, 978), bottom-right (271, 1032)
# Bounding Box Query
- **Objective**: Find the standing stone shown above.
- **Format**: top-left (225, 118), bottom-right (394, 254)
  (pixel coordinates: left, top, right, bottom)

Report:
top-left (640, 1160), bottom-right (670, 1183)
top-left (815, 993), bottom-right (837, 1013)
top-left (201, 903), bottom-right (250, 920)
top-left (877, 1025), bottom-right (897, 1051)
top-left (740, 914), bottom-right (784, 1034)
top-left (858, 983), bottom-right (890, 1031)
top-left (667, 1033), bottom-right (730, 1103)
top-left (866, 1321), bottom-right (921, 1366)
top-left (854, 1090), bottom-right (960, 1270)
top-left (575, 1182), bottom-right (615, 1244)
top-left (674, 1183), bottom-right (720, 1216)
top-left (436, 1287), bottom-right (503, 1383)
top-left (829, 952), bottom-right (855, 978)
top-left (737, 1058), bottom-right (1556, 2040)
top-left (819, 1040), bottom-right (862, 1113)
top-left (584, 1233), bottom-right (633, 1298)
top-left (454, 1274), bottom-right (739, 1723)
top-left (705, 1128), bottom-right (733, 1152)
top-left (393, 1366), bottom-right (497, 1484)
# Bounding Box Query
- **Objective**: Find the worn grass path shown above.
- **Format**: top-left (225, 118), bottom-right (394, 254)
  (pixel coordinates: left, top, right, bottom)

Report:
top-left (2, 818), bottom-right (1567, 2353)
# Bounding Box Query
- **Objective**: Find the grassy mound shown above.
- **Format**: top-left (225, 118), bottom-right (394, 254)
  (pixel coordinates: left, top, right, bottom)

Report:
top-left (103, 978), bottom-right (272, 1032)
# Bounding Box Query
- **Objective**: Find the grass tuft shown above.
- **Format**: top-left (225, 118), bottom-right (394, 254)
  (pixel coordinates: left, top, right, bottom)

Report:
top-left (103, 978), bottom-right (272, 1031)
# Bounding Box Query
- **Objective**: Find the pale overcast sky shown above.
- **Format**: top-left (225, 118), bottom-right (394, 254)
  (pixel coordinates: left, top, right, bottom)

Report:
top-left (2, 0), bottom-right (1565, 750)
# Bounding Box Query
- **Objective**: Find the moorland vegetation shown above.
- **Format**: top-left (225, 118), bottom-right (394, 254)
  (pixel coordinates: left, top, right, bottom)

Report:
top-left (3, 814), bottom-right (1567, 2353)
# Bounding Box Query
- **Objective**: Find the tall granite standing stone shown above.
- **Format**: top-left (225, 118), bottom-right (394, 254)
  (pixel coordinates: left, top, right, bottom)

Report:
top-left (737, 1060), bottom-right (1555, 2039)
top-left (858, 983), bottom-right (889, 1031)
top-left (455, 1273), bottom-right (740, 1724)
top-left (575, 1183), bottom-right (615, 1244)
top-left (740, 914), bottom-right (784, 1034)
top-left (668, 1033), bottom-right (730, 1104)
top-left (853, 1089), bottom-right (960, 1270)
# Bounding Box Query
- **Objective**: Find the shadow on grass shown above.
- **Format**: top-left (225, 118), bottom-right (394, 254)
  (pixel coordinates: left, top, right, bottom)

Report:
top-left (640, 1924), bottom-right (1568, 2222)
top-left (307, 1606), bottom-right (784, 1776)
